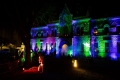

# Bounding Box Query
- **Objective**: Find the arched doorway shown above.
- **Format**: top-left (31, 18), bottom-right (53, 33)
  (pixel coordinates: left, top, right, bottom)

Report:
top-left (61, 44), bottom-right (68, 56)
top-left (103, 24), bottom-right (110, 35)
top-left (59, 40), bottom-right (70, 56)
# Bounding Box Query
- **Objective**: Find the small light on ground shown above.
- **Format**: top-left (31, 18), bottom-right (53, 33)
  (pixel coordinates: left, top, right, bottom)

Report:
top-left (73, 60), bottom-right (78, 68)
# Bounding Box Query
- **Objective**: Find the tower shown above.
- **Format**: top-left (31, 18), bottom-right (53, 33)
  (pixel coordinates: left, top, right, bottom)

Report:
top-left (59, 4), bottom-right (72, 37)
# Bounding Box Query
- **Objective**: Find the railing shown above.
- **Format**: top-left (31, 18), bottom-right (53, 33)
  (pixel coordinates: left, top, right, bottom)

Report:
top-left (0, 60), bottom-right (20, 74)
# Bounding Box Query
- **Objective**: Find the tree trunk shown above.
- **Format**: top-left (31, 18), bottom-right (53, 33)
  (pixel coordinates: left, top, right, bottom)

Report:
top-left (1, 45), bottom-right (2, 50)
top-left (24, 34), bottom-right (31, 68)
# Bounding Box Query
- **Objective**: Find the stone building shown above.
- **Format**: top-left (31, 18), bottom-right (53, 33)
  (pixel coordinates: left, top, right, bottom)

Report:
top-left (30, 5), bottom-right (120, 60)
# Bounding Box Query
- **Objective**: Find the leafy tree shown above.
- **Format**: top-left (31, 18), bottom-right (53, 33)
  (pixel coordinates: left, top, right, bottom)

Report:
top-left (5, 1), bottom-right (57, 67)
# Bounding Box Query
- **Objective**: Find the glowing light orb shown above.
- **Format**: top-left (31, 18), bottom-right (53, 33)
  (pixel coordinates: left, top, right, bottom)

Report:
top-left (73, 60), bottom-right (78, 68)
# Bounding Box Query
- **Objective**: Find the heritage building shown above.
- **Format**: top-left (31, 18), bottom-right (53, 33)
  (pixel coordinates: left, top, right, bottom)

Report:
top-left (30, 5), bottom-right (120, 60)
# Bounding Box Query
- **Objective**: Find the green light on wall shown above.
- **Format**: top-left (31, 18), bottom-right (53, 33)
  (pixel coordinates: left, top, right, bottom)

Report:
top-left (83, 42), bottom-right (90, 57)
top-left (67, 50), bottom-right (72, 57)
top-left (36, 38), bottom-right (41, 50)
top-left (98, 36), bottom-right (106, 58)
top-left (82, 36), bottom-right (90, 57)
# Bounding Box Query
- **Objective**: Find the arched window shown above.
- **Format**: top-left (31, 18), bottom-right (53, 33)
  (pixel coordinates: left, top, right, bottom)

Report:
top-left (94, 43), bottom-right (98, 53)
top-left (52, 30), bottom-right (54, 36)
top-left (35, 33), bottom-right (38, 38)
top-left (80, 27), bottom-right (84, 35)
top-left (117, 26), bottom-right (120, 34)
top-left (105, 42), bottom-right (109, 53)
top-left (65, 27), bottom-right (68, 36)
top-left (46, 32), bottom-right (48, 37)
top-left (104, 27), bottom-right (109, 35)
top-left (64, 26), bottom-right (68, 36)
top-left (41, 31), bottom-right (43, 37)
top-left (54, 29), bottom-right (57, 36)
top-left (103, 24), bottom-right (110, 35)
top-left (76, 27), bottom-right (80, 36)
top-left (37, 32), bottom-right (40, 37)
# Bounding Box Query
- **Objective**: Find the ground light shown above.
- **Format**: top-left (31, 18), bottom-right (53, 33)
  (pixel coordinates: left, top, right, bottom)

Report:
top-left (72, 59), bottom-right (78, 68)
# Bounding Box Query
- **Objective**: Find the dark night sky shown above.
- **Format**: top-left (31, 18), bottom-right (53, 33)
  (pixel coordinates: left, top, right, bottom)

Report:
top-left (0, 0), bottom-right (120, 28)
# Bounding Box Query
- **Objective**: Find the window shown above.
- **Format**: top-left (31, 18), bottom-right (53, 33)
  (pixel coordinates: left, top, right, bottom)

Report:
top-left (105, 43), bottom-right (109, 53)
top-left (41, 32), bottom-right (43, 37)
top-left (54, 30), bottom-right (57, 36)
top-left (81, 43), bottom-right (84, 52)
top-left (117, 42), bottom-right (120, 53)
top-left (94, 43), bottom-right (98, 52)
top-left (37, 32), bottom-right (40, 37)
top-left (104, 27), bottom-right (109, 35)
top-left (103, 36), bottom-right (111, 40)
top-left (52, 30), bottom-right (54, 36)
top-left (47, 32), bottom-right (48, 37)
top-left (117, 26), bottom-right (120, 34)
top-left (80, 27), bottom-right (84, 35)
top-left (76, 27), bottom-right (80, 35)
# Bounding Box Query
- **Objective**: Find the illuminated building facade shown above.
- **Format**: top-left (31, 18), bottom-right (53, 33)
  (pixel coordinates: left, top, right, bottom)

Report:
top-left (30, 5), bottom-right (120, 60)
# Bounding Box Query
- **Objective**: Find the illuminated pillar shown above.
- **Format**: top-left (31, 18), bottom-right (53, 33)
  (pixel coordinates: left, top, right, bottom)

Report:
top-left (56, 37), bottom-right (60, 58)
top-left (31, 39), bottom-right (36, 51)
top-left (98, 36), bottom-right (105, 58)
top-left (110, 36), bottom-right (117, 53)
top-left (91, 36), bottom-right (95, 57)
top-left (46, 43), bottom-right (47, 52)
top-left (110, 35), bottom-right (118, 59)
top-left (72, 36), bottom-right (81, 57)
top-left (36, 38), bottom-right (41, 50)
top-left (82, 36), bottom-right (90, 57)
top-left (72, 37), bottom-right (76, 56)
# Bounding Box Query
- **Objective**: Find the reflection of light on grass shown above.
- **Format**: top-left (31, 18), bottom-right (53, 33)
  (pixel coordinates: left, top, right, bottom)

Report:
top-left (110, 53), bottom-right (117, 60)
top-left (73, 60), bottom-right (78, 68)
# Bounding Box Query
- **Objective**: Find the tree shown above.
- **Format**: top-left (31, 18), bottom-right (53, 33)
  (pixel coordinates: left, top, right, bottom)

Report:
top-left (34, 3), bottom-right (57, 26)
top-left (4, 0), bottom-right (57, 67)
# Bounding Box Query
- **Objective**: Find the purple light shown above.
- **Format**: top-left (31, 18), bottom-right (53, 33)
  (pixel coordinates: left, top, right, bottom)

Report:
top-left (31, 26), bottom-right (48, 30)
top-left (56, 38), bottom-right (61, 55)
top-left (111, 36), bottom-right (117, 48)
top-left (91, 41), bottom-right (94, 44)
top-left (72, 37), bottom-right (81, 56)
top-left (109, 17), bottom-right (120, 20)
top-left (110, 53), bottom-right (117, 60)
top-left (110, 35), bottom-right (118, 59)
top-left (72, 20), bottom-right (77, 24)
top-left (110, 27), bottom-right (116, 32)
top-left (31, 39), bottom-right (36, 51)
